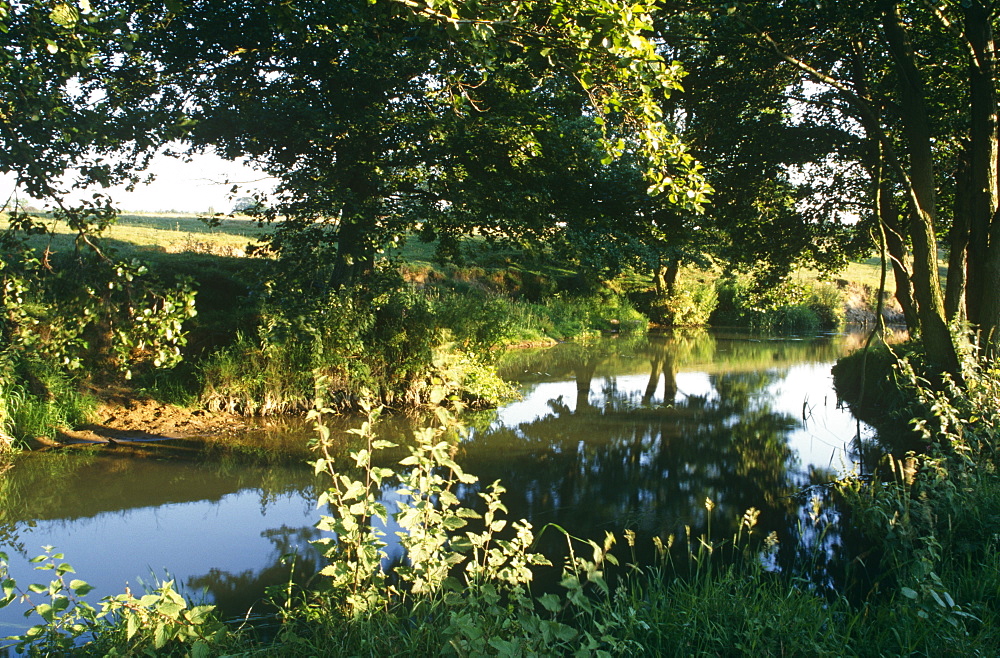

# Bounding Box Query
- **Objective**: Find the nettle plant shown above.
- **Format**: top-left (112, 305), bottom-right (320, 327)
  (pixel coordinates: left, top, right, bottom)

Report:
top-left (307, 387), bottom-right (643, 655)
top-left (0, 547), bottom-right (225, 656)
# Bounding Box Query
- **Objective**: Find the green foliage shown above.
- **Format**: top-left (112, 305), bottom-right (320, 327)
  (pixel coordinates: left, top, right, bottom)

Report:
top-left (635, 277), bottom-right (719, 327)
top-left (834, 349), bottom-right (1000, 645)
top-left (0, 547), bottom-right (228, 656)
top-left (0, 353), bottom-right (95, 445)
top-left (295, 395), bottom-right (588, 652)
top-left (433, 291), bottom-right (524, 353)
top-left (199, 275), bottom-right (522, 414)
top-left (807, 281), bottom-right (845, 330)
top-left (527, 291), bottom-right (648, 341)
top-left (289, 396), bottom-right (1000, 654)
top-left (1, 239), bottom-right (197, 380)
top-left (711, 275), bottom-right (840, 333)
top-left (198, 333), bottom-right (316, 416)
top-left (198, 269), bottom-right (645, 414)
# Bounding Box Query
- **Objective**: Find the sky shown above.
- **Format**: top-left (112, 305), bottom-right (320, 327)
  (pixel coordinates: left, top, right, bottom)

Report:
top-left (2, 147), bottom-right (275, 214)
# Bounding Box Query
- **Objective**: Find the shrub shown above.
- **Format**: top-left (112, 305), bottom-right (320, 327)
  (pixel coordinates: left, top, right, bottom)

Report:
top-left (198, 276), bottom-right (530, 414)
top-left (772, 304), bottom-right (820, 333)
top-left (711, 276), bottom-right (839, 333)
top-left (807, 282), bottom-right (845, 330)
top-left (648, 281), bottom-right (719, 327)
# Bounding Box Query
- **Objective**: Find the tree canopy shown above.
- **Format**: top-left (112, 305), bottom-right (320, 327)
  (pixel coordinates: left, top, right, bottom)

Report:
top-left (5, 0), bottom-right (1000, 381)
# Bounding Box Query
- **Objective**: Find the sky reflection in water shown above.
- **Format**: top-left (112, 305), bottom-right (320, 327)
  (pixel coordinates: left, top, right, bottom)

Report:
top-left (0, 331), bottom-right (873, 631)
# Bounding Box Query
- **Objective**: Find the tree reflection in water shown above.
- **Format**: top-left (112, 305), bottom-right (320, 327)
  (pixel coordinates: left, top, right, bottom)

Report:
top-left (186, 524), bottom-right (322, 618)
top-left (0, 330), bottom-right (876, 624)
top-left (461, 331), bottom-right (869, 590)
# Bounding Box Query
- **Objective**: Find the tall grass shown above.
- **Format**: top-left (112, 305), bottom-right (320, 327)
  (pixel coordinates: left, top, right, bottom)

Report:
top-left (0, 356), bottom-right (95, 446)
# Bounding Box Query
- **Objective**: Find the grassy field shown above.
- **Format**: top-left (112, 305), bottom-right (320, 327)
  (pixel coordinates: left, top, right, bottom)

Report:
top-left (5, 211), bottom-right (898, 289)
top-left (6, 211), bottom-right (269, 261)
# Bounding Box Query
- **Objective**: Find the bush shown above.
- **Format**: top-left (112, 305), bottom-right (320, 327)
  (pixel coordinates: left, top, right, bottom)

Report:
top-left (710, 276), bottom-right (839, 333)
top-left (634, 277), bottom-right (719, 327)
top-left (772, 304), bottom-right (820, 333)
top-left (537, 291), bottom-right (648, 339)
top-left (199, 276), bottom-right (531, 414)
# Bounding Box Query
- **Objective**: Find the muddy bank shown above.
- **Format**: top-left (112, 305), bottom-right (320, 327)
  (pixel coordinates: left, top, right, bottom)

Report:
top-left (30, 398), bottom-right (252, 450)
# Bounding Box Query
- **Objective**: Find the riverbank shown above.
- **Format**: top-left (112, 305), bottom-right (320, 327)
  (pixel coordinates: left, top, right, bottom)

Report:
top-left (3, 332), bottom-right (999, 655)
top-left (32, 398), bottom-right (248, 449)
top-left (2, 262), bottom-right (893, 453)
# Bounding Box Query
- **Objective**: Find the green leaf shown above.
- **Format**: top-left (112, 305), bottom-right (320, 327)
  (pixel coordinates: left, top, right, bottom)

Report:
top-left (154, 622), bottom-right (169, 649)
top-left (51, 595), bottom-right (70, 613)
top-left (36, 602), bottom-right (54, 622)
top-left (126, 612), bottom-right (139, 639)
top-left (901, 586), bottom-right (918, 600)
top-left (553, 622), bottom-right (578, 642)
top-left (49, 3), bottom-right (79, 27)
top-left (539, 592), bottom-right (562, 612)
top-left (442, 516), bottom-right (467, 530)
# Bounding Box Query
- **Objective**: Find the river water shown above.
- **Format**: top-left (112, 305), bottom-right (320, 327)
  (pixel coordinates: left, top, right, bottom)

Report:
top-left (0, 330), bottom-right (874, 635)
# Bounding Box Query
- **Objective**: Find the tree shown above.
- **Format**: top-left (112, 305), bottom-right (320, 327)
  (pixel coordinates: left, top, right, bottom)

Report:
top-left (656, 8), bottom-right (860, 287)
top-left (131, 0), bottom-right (710, 290)
top-left (669, 1), bottom-right (1000, 377)
top-left (1, 1), bottom-right (197, 382)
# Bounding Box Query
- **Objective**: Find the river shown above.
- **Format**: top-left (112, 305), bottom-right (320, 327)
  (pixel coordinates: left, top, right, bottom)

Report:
top-left (0, 330), bottom-right (875, 635)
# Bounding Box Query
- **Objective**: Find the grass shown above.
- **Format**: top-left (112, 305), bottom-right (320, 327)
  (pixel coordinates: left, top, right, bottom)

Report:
top-left (6, 212), bottom-right (269, 263)
top-left (6, 210), bottom-right (896, 297)
top-left (0, 372), bottom-right (96, 445)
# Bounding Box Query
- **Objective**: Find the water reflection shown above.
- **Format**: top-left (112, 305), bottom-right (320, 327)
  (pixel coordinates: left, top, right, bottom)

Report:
top-left (474, 331), bottom-right (873, 575)
top-left (0, 330), bottom-right (874, 632)
top-left (0, 444), bottom-right (325, 634)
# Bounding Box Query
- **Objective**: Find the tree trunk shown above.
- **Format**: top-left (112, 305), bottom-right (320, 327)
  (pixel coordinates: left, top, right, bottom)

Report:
top-left (663, 259), bottom-right (680, 297)
top-left (653, 256), bottom-right (680, 297)
top-left (849, 37), bottom-right (918, 331)
top-left (883, 4), bottom-right (962, 380)
top-left (882, 204), bottom-right (918, 330)
top-left (873, 138), bottom-right (918, 331)
top-left (963, 4), bottom-right (1000, 356)
top-left (653, 262), bottom-right (666, 296)
top-left (331, 164), bottom-right (380, 288)
top-left (947, 143), bottom-right (972, 323)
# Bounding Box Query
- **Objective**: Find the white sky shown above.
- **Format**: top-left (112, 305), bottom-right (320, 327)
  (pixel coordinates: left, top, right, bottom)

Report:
top-left (2, 147), bottom-right (274, 214)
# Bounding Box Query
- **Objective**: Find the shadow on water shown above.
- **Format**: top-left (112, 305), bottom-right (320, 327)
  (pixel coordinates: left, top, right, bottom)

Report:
top-left (0, 329), bottom-right (881, 631)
